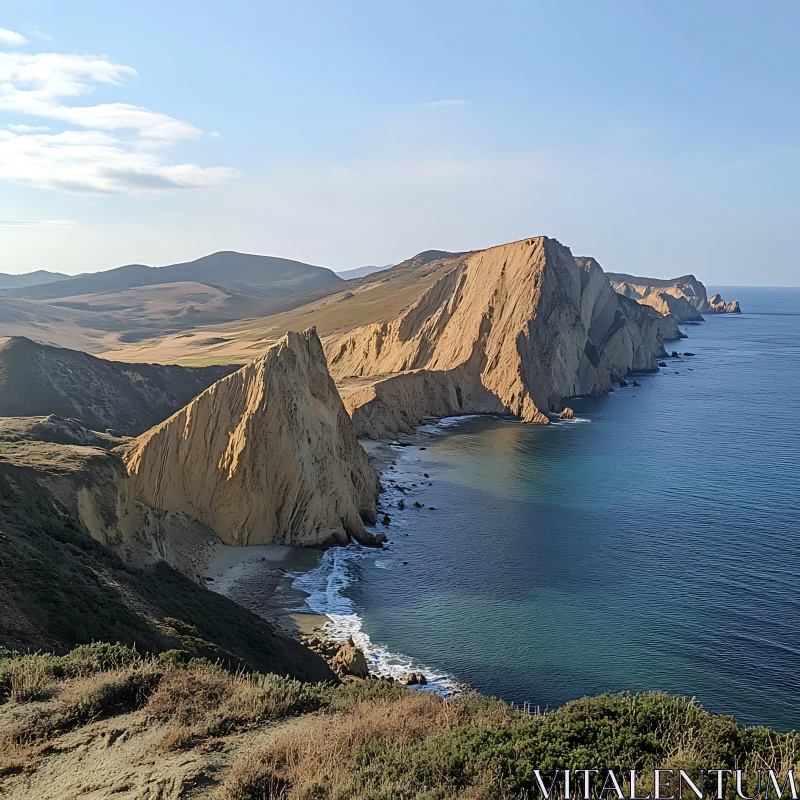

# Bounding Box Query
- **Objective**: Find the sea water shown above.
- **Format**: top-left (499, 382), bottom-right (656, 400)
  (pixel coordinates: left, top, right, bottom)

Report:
top-left (288, 287), bottom-right (800, 731)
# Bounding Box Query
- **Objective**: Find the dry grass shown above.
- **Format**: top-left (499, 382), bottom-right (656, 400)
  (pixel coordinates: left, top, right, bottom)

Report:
top-left (218, 692), bottom-right (800, 800)
top-left (4, 657), bottom-right (57, 703)
top-left (218, 692), bottom-right (512, 799)
top-left (0, 664), bottom-right (162, 780)
top-left (3, 646), bottom-right (799, 800)
top-left (144, 668), bottom-right (329, 752)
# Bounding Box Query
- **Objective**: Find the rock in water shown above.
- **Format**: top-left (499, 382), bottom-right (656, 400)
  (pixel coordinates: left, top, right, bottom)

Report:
top-left (559, 407), bottom-right (575, 420)
top-left (122, 329), bottom-right (380, 547)
top-left (708, 293), bottom-right (742, 313)
top-left (330, 639), bottom-right (370, 678)
top-left (403, 671), bottom-right (427, 686)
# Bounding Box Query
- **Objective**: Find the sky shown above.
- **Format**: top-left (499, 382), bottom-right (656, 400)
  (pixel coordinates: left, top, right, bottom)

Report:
top-left (0, 1), bottom-right (798, 286)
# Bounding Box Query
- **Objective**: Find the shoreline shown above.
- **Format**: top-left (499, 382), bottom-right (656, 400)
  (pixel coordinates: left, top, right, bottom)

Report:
top-left (206, 415), bottom-right (483, 692)
top-left (207, 543), bottom-right (329, 638)
top-left (204, 346), bottom-right (689, 689)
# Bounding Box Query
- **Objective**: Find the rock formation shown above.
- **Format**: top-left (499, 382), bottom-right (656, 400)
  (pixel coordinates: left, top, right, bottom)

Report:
top-left (559, 408), bottom-right (575, 420)
top-left (0, 336), bottom-right (236, 436)
top-left (122, 329), bottom-right (380, 547)
top-left (607, 273), bottom-right (742, 318)
top-left (708, 293), bottom-right (741, 313)
top-left (606, 273), bottom-right (708, 321)
top-left (325, 238), bottom-right (670, 438)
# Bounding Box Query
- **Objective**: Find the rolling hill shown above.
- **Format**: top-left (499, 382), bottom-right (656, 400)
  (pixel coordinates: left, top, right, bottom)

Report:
top-left (334, 263), bottom-right (393, 280)
top-left (0, 270), bottom-right (69, 292)
top-left (3, 251), bottom-right (342, 301)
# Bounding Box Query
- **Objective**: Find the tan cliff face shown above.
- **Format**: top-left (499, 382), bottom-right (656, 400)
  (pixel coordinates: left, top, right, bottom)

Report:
top-left (605, 272), bottom-right (709, 321)
top-left (325, 238), bottom-right (669, 438)
top-left (121, 329), bottom-right (380, 548)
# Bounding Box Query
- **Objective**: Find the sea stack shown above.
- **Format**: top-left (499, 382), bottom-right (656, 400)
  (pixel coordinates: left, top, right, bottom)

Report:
top-left (708, 293), bottom-right (742, 313)
top-left (122, 329), bottom-right (380, 547)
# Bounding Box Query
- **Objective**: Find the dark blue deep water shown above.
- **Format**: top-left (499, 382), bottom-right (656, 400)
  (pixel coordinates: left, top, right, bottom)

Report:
top-left (299, 288), bottom-right (800, 731)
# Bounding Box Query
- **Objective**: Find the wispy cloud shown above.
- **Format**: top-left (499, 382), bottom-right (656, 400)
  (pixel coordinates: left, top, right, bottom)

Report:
top-left (0, 219), bottom-right (78, 229)
top-left (0, 43), bottom-right (237, 193)
top-left (25, 25), bottom-right (53, 42)
top-left (7, 123), bottom-right (50, 132)
top-left (0, 29), bottom-right (27, 47)
top-left (425, 99), bottom-right (467, 108)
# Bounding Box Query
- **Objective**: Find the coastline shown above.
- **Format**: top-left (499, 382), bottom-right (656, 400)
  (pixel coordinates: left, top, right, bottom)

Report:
top-left (207, 543), bottom-right (329, 637)
top-left (204, 351), bottom-right (686, 691)
top-left (206, 415), bottom-right (482, 693)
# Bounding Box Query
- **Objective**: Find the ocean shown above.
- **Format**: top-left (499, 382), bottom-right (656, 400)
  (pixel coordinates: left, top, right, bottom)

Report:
top-left (286, 287), bottom-right (800, 732)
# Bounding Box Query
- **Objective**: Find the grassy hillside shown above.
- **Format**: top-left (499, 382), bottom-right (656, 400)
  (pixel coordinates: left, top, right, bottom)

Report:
top-left (0, 644), bottom-right (795, 797)
top-left (101, 250), bottom-right (471, 365)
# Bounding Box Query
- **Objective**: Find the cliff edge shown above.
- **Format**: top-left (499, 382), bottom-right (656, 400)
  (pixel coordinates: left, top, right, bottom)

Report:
top-left (325, 238), bottom-right (670, 438)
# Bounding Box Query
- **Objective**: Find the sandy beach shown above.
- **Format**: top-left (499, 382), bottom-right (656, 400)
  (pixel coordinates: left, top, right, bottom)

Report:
top-left (207, 542), bottom-right (329, 636)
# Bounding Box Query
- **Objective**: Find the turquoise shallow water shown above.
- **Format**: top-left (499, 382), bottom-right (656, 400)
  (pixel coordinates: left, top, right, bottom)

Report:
top-left (297, 288), bottom-right (800, 731)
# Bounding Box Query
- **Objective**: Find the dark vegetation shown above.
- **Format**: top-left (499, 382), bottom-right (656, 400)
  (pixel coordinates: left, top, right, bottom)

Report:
top-left (0, 643), bottom-right (796, 798)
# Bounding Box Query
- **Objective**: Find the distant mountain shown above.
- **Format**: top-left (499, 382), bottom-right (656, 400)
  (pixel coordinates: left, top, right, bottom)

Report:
top-left (0, 336), bottom-right (236, 435)
top-left (335, 264), bottom-right (393, 280)
top-left (0, 270), bottom-right (69, 292)
top-left (3, 252), bottom-right (342, 301)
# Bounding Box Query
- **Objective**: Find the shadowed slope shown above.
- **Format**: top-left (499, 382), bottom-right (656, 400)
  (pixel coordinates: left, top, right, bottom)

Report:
top-left (0, 337), bottom-right (236, 435)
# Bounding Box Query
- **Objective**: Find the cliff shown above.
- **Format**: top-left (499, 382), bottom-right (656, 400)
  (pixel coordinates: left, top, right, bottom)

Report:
top-left (0, 337), bottom-right (236, 435)
top-left (122, 329), bottom-right (380, 547)
top-left (606, 272), bottom-right (706, 321)
top-left (325, 238), bottom-right (670, 438)
top-left (607, 273), bottom-right (741, 318)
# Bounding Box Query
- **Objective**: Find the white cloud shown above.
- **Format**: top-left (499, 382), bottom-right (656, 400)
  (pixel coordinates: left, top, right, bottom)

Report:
top-left (0, 45), bottom-right (235, 193)
top-left (0, 29), bottom-right (27, 47)
top-left (7, 123), bottom-right (50, 132)
top-left (0, 129), bottom-right (237, 193)
top-left (425, 99), bottom-right (467, 108)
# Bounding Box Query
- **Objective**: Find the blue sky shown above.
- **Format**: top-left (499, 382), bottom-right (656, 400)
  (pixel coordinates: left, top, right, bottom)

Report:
top-left (1, 0), bottom-right (798, 285)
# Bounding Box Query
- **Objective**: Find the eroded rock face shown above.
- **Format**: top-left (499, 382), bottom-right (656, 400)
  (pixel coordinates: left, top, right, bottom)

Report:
top-left (559, 407), bottom-right (575, 420)
top-left (606, 273), bottom-right (709, 321)
top-left (122, 329), bottom-right (380, 547)
top-left (326, 238), bottom-right (668, 438)
top-left (708, 293), bottom-right (742, 313)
